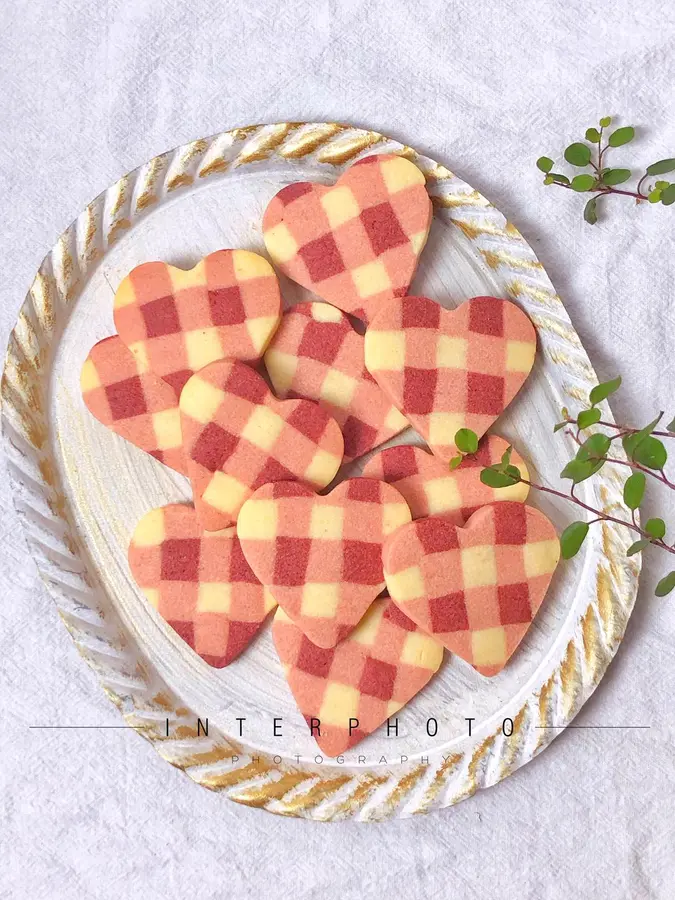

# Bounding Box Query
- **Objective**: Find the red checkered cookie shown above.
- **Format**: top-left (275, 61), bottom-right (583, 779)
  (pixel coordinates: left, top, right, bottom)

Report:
top-left (263, 154), bottom-right (432, 323)
top-left (362, 435), bottom-right (529, 523)
top-left (180, 359), bottom-right (343, 531)
top-left (114, 249), bottom-right (281, 393)
top-left (365, 295), bottom-right (537, 462)
top-left (238, 478), bottom-right (412, 648)
top-left (81, 335), bottom-right (187, 474)
top-left (273, 598), bottom-right (443, 756)
top-left (129, 504), bottom-right (276, 667)
top-left (383, 502), bottom-right (560, 677)
top-left (264, 302), bottom-right (409, 461)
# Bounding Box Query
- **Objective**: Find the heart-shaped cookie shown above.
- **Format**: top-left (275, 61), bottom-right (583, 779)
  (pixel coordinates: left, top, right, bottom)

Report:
top-left (362, 435), bottom-right (529, 523)
top-left (81, 335), bottom-right (187, 474)
top-left (264, 301), bottom-right (408, 461)
top-left (237, 479), bottom-right (411, 648)
top-left (263, 154), bottom-right (432, 322)
top-left (128, 504), bottom-right (276, 667)
top-left (114, 249), bottom-right (282, 393)
top-left (273, 598), bottom-right (443, 756)
top-left (383, 502), bottom-right (559, 676)
top-left (180, 359), bottom-right (343, 531)
top-left (365, 295), bottom-right (537, 462)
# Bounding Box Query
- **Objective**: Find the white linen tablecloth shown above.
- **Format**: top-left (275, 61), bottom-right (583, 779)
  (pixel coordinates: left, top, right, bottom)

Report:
top-left (1, 1), bottom-right (674, 897)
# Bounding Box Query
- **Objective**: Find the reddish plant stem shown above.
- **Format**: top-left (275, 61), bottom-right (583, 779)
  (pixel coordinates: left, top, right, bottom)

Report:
top-left (567, 429), bottom-right (675, 490)
top-left (553, 182), bottom-right (648, 200)
top-left (567, 417), bottom-right (674, 439)
top-left (515, 475), bottom-right (675, 555)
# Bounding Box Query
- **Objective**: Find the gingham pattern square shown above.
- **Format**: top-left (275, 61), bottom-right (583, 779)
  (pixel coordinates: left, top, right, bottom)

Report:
top-left (114, 249), bottom-right (281, 393)
top-left (264, 301), bottom-right (408, 461)
top-left (128, 504), bottom-right (276, 667)
top-left (180, 359), bottom-right (344, 531)
top-left (273, 597), bottom-right (443, 756)
top-left (362, 434), bottom-right (530, 523)
top-left (365, 295), bottom-right (537, 462)
top-left (237, 478), bottom-right (412, 648)
top-left (383, 502), bottom-right (560, 677)
top-left (263, 154), bottom-right (432, 323)
top-left (81, 335), bottom-right (187, 474)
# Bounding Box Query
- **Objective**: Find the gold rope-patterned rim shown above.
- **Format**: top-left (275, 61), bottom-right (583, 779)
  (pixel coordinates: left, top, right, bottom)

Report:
top-left (2, 123), bottom-right (640, 820)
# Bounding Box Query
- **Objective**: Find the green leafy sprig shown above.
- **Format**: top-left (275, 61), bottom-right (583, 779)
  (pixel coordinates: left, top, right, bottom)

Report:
top-left (453, 377), bottom-right (675, 597)
top-left (536, 116), bottom-right (675, 223)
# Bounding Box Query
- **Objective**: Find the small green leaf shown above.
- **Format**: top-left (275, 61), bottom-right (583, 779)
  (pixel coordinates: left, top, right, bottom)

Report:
top-left (571, 174), bottom-right (595, 192)
top-left (544, 175), bottom-right (554, 185)
top-left (560, 521), bottom-right (589, 559)
top-left (666, 416), bottom-right (675, 433)
top-left (480, 467), bottom-right (519, 489)
top-left (576, 433), bottom-right (611, 461)
top-left (537, 156), bottom-right (554, 173)
top-left (454, 428), bottom-right (478, 454)
top-left (608, 126), bottom-right (635, 147)
top-left (448, 454), bottom-right (463, 471)
top-left (648, 189), bottom-right (662, 203)
top-left (645, 518), bottom-right (666, 540)
top-left (661, 184), bottom-right (675, 206)
top-left (577, 408), bottom-right (601, 429)
top-left (655, 181), bottom-right (670, 190)
top-left (646, 159), bottom-right (675, 176)
top-left (553, 421), bottom-right (568, 433)
top-left (549, 173), bottom-right (571, 185)
top-left (584, 196), bottom-right (599, 224)
top-left (602, 168), bottom-right (632, 185)
top-left (585, 127), bottom-right (601, 144)
top-left (655, 571), bottom-right (675, 597)
top-left (632, 436), bottom-right (667, 470)
top-left (626, 539), bottom-right (650, 557)
top-left (560, 458), bottom-right (604, 483)
top-left (500, 446), bottom-right (513, 469)
top-left (565, 143), bottom-right (592, 167)
top-left (589, 376), bottom-right (622, 405)
top-left (599, 116), bottom-right (612, 128)
top-left (623, 472), bottom-right (646, 510)
top-left (622, 414), bottom-right (663, 455)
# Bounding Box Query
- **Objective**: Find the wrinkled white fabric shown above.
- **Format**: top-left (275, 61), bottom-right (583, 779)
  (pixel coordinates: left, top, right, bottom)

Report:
top-left (1, 1), bottom-right (675, 898)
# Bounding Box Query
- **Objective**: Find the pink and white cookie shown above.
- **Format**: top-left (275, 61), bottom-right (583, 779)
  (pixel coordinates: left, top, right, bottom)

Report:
top-left (365, 295), bottom-right (537, 462)
top-left (362, 435), bottom-right (529, 523)
top-left (81, 335), bottom-right (187, 474)
top-left (383, 502), bottom-right (559, 677)
top-left (129, 504), bottom-right (276, 667)
top-left (273, 598), bottom-right (443, 756)
top-left (180, 359), bottom-right (343, 531)
top-left (114, 249), bottom-right (281, 394)
top-left (237, 478), bottom-right (411, 649)
top-left (263, 154), bottom-right (432, 323)
top-left (264, 302), bottom-right (408, 461)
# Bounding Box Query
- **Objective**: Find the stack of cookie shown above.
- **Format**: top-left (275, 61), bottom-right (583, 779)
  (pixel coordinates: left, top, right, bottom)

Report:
top-left (81, 154), bottom-right (559, 756)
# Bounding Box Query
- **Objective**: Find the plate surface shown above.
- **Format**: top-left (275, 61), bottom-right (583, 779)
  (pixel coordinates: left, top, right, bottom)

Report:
top-left (2, 123), bottom-right (640, 820)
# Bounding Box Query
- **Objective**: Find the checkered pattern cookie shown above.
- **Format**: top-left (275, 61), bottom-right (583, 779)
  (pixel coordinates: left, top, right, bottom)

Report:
top-left (365, 295), bottom-right (537, 462)
top-left (273, 598), bottom-right (443, 756)
top-left (180, 359), bottom-right (343, 531)
top-left (129, 504), bottom-right (276, 667)
top-left (383, 502), bottom-right (560, 677)
top-left (114, 249), bottom-right (282, 393)
top-left (263, 154), bottom-right (432, 323)
top-left (238, 479), bottom-right (412, 649)
top-left (264, 302), bottom-right (408, 461)
top-left (81, 335), bottom-right (187, 474)
top-left (362, 435), bottom-right (530, 523)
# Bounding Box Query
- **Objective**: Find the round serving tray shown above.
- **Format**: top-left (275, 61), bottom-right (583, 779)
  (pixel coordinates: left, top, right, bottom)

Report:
top-left (2, 123), bottom-right (640, 820)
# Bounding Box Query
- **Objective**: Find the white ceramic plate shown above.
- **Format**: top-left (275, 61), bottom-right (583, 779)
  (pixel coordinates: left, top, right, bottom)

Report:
top-left (2, 123), bottom-right (640, 820)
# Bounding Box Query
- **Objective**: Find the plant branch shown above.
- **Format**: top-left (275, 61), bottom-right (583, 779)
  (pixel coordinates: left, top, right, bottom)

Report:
top-left (516, 475), bottom-right (675, 556)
